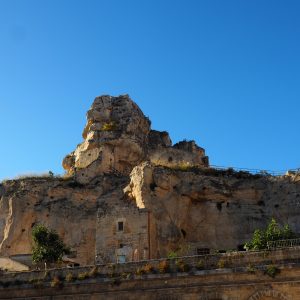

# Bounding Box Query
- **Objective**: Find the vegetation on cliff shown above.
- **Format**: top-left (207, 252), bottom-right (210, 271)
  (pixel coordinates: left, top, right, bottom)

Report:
top-left (32, 224), bottom-right (70, 264)
top-left (244, 218), bottom-right (296, 250)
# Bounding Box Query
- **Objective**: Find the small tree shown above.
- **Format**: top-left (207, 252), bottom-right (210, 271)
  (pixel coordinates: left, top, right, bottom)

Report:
top-left (244, 218), bottom-right (296, 250)
top-left (32, 224), bottom-right (70, 266)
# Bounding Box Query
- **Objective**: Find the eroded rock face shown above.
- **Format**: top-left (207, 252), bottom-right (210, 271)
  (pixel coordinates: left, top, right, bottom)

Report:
top-left (149, 140), bottom-right (208, 169)
top-left (0, 94), bottom-right (211, 264)
top-left (63, 95), bottom-right (151, 183)
top-left (63, 95), bottom-right (208, 183)
top-left (125, 163), bottom-right (300, 257)
top-left (0, 175), bottom-right (128, 265)
top-left (1, 94), bottom-right (300, 265)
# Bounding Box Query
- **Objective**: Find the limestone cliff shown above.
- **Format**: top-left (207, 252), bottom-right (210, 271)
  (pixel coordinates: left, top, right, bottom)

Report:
top-left (125, 163), bottom-right (300, 257)
top-left (0, 94), bottom-right (299, 265)
top-left (0, 175), bottom-right (128, 265)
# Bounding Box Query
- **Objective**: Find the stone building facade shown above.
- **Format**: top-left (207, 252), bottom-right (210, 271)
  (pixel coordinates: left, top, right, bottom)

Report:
top-left (95, 202), bottom-right (149, 264)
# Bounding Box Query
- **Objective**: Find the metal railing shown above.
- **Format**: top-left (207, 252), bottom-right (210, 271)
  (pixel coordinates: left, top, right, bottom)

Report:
top-left (267, 238), bottom-right (300, 249)
top-left (209, 165), bottom-right (286, 176)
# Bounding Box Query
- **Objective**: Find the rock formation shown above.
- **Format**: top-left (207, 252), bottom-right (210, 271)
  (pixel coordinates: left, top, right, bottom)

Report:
top-left (0, 94), bottom-right (300, 265)
top-left (63, 95), bottom-right (151, 183)
top-left (125, 163), bottom-right (300, 256)
top-left (62, 95), bottom-right (208, 183)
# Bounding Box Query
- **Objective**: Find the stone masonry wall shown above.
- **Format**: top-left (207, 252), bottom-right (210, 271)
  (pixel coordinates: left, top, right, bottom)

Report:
top-left (96, 202), bottom-right (149, 264)
top-left (1, 247), bottom-right (300, 299)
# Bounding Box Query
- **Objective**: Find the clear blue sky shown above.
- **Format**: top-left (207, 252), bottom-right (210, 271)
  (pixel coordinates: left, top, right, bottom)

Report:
top-left (0, 0), bottom-right (300, 180)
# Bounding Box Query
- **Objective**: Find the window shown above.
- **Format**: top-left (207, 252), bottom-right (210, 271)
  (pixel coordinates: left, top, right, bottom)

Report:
top-left (118, 221), bottom-right (124, 231)
top-left (117, 255), bottom-right (126, 263)
top-left (196, 248), bottom-right (210, 255)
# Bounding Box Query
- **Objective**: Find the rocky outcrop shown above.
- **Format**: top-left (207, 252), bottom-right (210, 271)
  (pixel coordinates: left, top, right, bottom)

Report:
top-left (149, 140), bottom-right (208, 169)
top-left (1, 94), bottom-right (300, 265)
top-left (63, 95), bottom-right (151, 183)
top-left (63, 95), bottom-right (208, 183)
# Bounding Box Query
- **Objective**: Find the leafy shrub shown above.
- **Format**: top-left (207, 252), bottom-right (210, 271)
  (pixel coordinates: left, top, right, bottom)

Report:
top-left (65, 273), bottom-right (74, 282)
top-left (32, 224), bottom-right (70, 264)
top-left (78, 272), bottom-right (89, 280)
top-left (101, 122), bottom-right (117, 131)
top-left (196, 260), bottom-right (204, 270)
top-left (158, 260), bottom-right (169, 273)
top-left (246, 264), bottom-right (256, 273)
top-left (13, 172), bottom-right (58, 180)
top-left (167, 251), bottom-right (178, 259)
top-left (167, 245), bottom-right (191, 258)
top-left (111, 277), bottom-right (121, 286)
top-left (136, 267), bottom-right (146, 276)
top-left (244, 218), bottom-right (296, 250)
top-left (136, 263), bottom-right (154, 275)
top-left (143, 263), bottom-right (154, 273)
top-left (121, 272), bottom-right (131, 279)
top-left (108, 263), bottom-right (116, 270)
top-left (166, 165), bottom-right (263, 179)
top-left (50, 276), bottom-right (62, 288)
top-left (265, 265), bottom-right (280, 278)
top-left (171, 163), bottom-right (195, 172)
top-left (175, 260), bottom-right (190, 272)
top-left (217, 259), bottom-right (226, 268)
top-left (108, 264), bottom-right (118, 278)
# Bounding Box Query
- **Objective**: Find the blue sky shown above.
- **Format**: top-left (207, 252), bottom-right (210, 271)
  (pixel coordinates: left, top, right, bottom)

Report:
top-left (0, 0), bottom-right (299, 180)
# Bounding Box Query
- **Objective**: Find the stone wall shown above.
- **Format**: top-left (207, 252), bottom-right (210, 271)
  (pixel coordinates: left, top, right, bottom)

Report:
top-left (96, 201), bottom-right (149, 263)
top-left (1, 248), bottom-right (300, 299)
top-left (3, 271), bottom-right (300, 299)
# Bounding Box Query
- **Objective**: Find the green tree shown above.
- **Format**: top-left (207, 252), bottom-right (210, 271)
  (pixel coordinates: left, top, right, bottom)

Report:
top-left (32, 224), bottom-right (70, 265)
top-left (244, 218), bottom-right (296, 250)
top-left (246, 229), bottom-right (266, 251)
top-left (282, 224), bottom-right (295, 240)
top-left (265, 218), bottom-right (282, 242)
